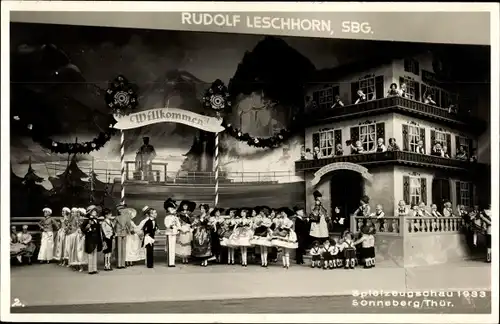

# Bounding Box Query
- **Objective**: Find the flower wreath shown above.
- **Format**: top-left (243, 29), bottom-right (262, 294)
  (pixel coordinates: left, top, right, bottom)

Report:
top-left (203, 80), bottom-right (294, 148)
top-left (105, 75), bottom-right (139, 117)
top-left (12, 74), bottom-right (139, 154)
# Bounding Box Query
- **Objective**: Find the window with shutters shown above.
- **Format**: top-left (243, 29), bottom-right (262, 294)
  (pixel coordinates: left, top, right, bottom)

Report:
top-left (441, 89), bottom-right (459, 109)
top-left (400, 76), bottom-right (417, 100)
top-left (434, 131), bottom-right (447, 146)
top-left (404, 58), bottom-right (420, 75)
top-left (421, 84), bottom-right (441, 106)
top-left (313, 129), bottom-right (336, 157)
top-left (457, 136), bottom-right (469, 155)
top-left (410, 176), bottom-right (422, 206)
top-left (359, 123), bottom-right (377, 151)
top-left (357, 76), bottom-right (376, 101)
top-left (408, 126), bottom-right (421, 153)
top-left (312, 86), bottom-right (339, 110)
top-left (458, 181), bottom-right (472, 207)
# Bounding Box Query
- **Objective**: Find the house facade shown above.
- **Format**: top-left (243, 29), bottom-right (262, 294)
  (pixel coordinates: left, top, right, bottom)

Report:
top-left (297, 52), bottom-right (489, 226)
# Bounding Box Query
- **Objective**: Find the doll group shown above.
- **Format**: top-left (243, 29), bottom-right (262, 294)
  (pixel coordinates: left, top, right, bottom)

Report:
top-left (26, 205), bottom-right (146, 274)
top-left (162, 199), bottom-right (301, 269)
top-left (309, 225), bottom-right (377, 270)
top-left (24, 199), bottom-right (304, 273)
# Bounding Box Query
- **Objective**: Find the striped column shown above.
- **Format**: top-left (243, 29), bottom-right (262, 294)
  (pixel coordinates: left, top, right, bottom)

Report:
top-left (214, 131), bottom-right (219, 207)
top-left (120, 130), bottom-right (126, 205)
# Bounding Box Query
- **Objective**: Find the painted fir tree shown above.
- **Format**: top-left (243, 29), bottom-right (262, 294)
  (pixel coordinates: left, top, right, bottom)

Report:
top-left (20, 157), bottom-right (48, 216)
top-left (50, 155), bottom-right (88, 207)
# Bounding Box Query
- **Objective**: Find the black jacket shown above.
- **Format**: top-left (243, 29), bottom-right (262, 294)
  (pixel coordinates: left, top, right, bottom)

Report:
top-left (141, 218), bottom-right (158, 247)
top-left (81, 217), bottom-right (103, 254)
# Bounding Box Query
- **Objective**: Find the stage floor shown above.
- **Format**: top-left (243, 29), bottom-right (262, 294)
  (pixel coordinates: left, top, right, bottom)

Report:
top-left (9, 260), bottom-right (491, 308)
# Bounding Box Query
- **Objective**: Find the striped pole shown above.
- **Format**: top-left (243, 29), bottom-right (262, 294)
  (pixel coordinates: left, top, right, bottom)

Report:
top-left (214, 131), bottom-right (219, 207)
top-left (120, 130), bottom-right (126, 205)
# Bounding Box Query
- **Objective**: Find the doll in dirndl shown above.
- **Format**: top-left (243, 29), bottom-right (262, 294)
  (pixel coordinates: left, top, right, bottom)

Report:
top-left (228, 208), bottom-right (254, 267)
top-left (309, 240), bottom-right (321, 268)
top-left (340, 231), bottom-right (357, 269)
top-left (54, 207), bottom-right (71, 265)
top-left (208, 207), bottom-right (225, 263)
top-left (220, 208), bottom-right (238, 264)
top-left (250, 206), bottom-right (274, 267)
top-left (271, 207), bottom-right (298, 269)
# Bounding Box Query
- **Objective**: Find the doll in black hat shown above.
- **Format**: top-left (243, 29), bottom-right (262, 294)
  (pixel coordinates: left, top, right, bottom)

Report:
top-left (250, 206), bottom-right (274, 267)
top-left (220, 208), bottom-right (238, 264)
top-left (81, 205), bottom-right (103, 274)
top-left (293, 205), bottom-right (309, 265)
top-left (271, 207), bottom-right (298, 269)
top-left (209, 207), bottom-right (225, 263)
top-left (177, 200), bottom-right (196, 264)
top-left (310, 190), bottom-right (329, 244)
top-left (228, 208), bottom-right (254, 267)
top-left (141, 205), bottom-right (159, 268)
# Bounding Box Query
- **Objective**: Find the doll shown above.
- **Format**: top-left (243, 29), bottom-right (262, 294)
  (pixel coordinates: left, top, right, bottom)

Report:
top-left (309, 240), bottom-right (321, 268)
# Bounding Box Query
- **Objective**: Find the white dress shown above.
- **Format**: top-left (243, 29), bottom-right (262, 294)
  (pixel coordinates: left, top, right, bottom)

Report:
top-left (271, 218), bottom-right (298, 249)
top-left (125, 220), bottom-right (145, 262)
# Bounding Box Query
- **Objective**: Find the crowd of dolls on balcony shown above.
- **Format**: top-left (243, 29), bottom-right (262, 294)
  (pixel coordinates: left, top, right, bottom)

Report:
top-left (307, 82), bottom-right (459, 114)
top-left (301, 137), bottom-right (477, 162)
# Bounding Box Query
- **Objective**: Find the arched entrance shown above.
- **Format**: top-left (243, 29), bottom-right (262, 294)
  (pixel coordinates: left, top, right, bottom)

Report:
top-left (329, 170), bottom-right (365, 232)
top-left (310, 162), bottom-right (373, 233)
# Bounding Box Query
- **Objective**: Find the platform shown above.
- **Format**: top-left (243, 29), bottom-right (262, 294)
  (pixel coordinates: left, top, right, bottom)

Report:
top-left (9, 260), bottom-right (491, 308)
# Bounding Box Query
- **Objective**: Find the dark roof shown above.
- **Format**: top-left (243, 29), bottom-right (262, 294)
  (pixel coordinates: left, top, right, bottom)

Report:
top-left (309, 45), bottom-right (428, 84)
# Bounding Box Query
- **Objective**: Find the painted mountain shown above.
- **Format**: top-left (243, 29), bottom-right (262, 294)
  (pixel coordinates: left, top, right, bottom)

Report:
top-left (10, 29), bottom-right (314, 188)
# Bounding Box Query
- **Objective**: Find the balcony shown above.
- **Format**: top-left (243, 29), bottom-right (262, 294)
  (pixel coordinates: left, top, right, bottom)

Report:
top-left (295, 151), bottom-right (487, 173)
top-left (304, 96), bottom-right (486, 134)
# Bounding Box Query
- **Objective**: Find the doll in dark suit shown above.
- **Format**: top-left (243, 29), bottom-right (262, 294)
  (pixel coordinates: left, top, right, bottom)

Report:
top-left (141, 206), bottom-right (159, 268)
top-left (293, 206), bottom-right (309, 265)
top-left (81, 205), bottom-right (103, 274)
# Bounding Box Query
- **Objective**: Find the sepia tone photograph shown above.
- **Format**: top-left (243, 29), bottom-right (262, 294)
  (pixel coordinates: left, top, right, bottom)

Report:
top-left (2, 4), bottom-right (496, 321)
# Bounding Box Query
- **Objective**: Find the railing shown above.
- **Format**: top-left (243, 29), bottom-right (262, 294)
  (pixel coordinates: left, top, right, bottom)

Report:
top-left (295, 151), bottom-right (484, 172)
top-left (304, 96), bottom-right (485, 132)
top-left (405, 217), bottom-right (464, 234)
top-left (351, 216), bottom-right (401, 235)
top-left (350, 215), bottom-right (465, 236)
top-left (45, 161), bottom-right (300, 186)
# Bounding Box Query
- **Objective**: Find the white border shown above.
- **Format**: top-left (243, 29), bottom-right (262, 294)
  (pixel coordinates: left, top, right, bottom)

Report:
top-left (1, 1), bottom-right (499, 323)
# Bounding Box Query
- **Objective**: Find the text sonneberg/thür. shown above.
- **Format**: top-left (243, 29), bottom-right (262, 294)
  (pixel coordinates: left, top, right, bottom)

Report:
top-left (181, 13), bottom-right (332, 33)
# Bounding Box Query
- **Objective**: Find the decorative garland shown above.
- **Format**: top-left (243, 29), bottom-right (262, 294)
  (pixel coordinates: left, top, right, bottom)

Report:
top-left (202, 79), bottom-right (294, 148)
top-left (12, 73), bottom-right (139, 155)
top-left (12, 114), bottom-right (118, 154)
top-left (105, 75), bottom-right (139, 117)
top-left (221, 120), bottom-right (293, 148)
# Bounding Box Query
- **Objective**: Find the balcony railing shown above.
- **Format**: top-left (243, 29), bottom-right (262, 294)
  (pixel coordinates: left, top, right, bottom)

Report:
top-left (45, 161), bottom-right (299, 186)
top-left (304, 96), bottom-right (485, 133)
top-left (351, 216), bottom-right (401, 235)
top-left (351, 216), bottom-right (465, 236)
top-left (296, 151), bottom-right (485, 172)
top-left (405, 216), bottom-right (465, 234)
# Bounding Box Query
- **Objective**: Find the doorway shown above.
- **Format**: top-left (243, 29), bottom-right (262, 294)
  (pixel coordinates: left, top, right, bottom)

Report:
top-left (329, 170), bottom-right (364, 233)
top-left (432, 178), bottom-right (451, 211)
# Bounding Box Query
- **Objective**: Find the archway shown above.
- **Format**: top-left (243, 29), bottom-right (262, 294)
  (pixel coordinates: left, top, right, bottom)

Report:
top-left (329, 170), bottom-right (365, 232)
top-left (310, 162), bottom-right (373, 233)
